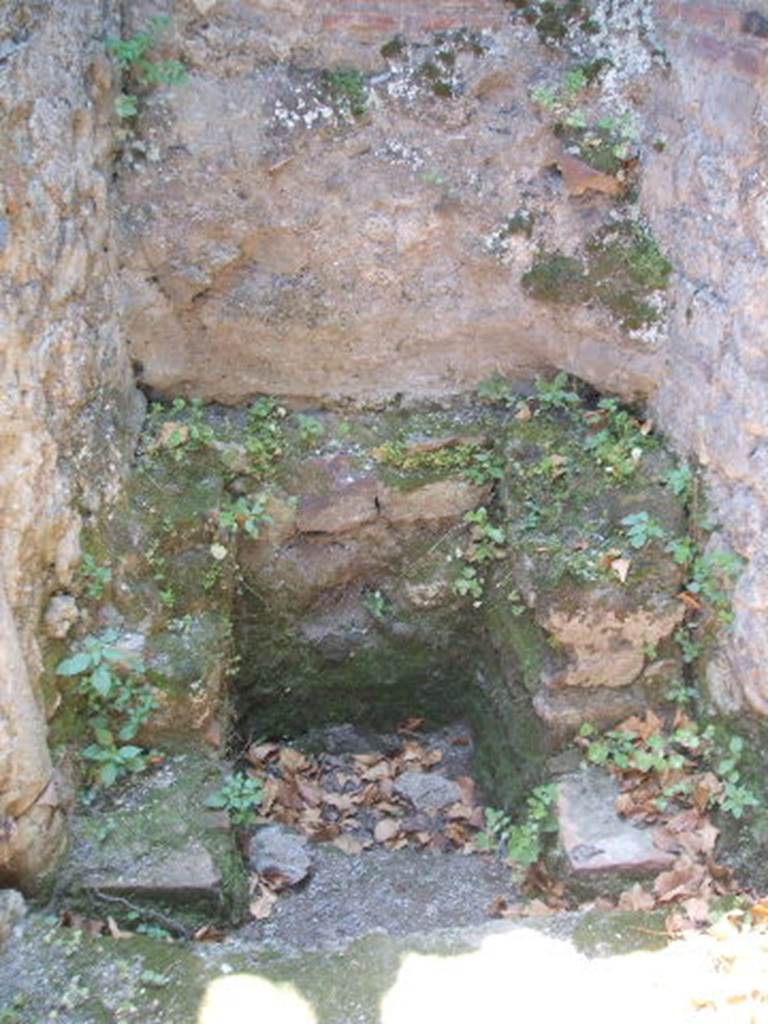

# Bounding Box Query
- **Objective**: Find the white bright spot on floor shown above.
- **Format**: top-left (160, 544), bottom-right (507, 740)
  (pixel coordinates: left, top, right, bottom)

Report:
top-left (197, 974), bottom-right (316, 1024)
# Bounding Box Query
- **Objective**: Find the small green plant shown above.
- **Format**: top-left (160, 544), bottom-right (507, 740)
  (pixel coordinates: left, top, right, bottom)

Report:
top-left (475, 785), bottom-right (557, 867)
top-left (665, 463), bottom-right (694, 503)
top-left (533, 372), bottom-right (581, 412)
top-left (79, 553), bottom-right (113, 600)
top-left (123, 911), bottom-right (173, 940)
top-left (578, 720), bottom-right (760, 820)
top-left (687, 550), bottom-right (744, 625)
top-left (295, 413), bottom-right (325, 448)
top-left (362, 589), bottom-right (392, 620)
top-left (246, 398), bottom-right (286, 477)
top-left (666, 535), bottom-right (697, 567)
top-left (476, 373), bottom-right (517, 406)
top-left (215, 495), bottom-right (272, 539)
top-left (674, 624), bottom-right (702, 664)
top-left (56, 630), bottom-right (158, 786)
top-left (474, 806), bottom-right (513, 852)
top-left (452, 564), bottom-right (484, 600)
top-left (323, 67), bottom-right (369, 117)
top-left (708, 732), bottom-right (760, 819)
top-left (0, 995), bottom-right (26, 1024)
top-left (464, 507), bottom-right (506, 562)
top-left (464, 448), bottom-right (506, 486)
top-left (620, 511), bottom-right (665, 549)
top-left (146, 397), bottom-right (215, 460)
top-left (583, 398), bottom-right (655, 479)
top-left (452, 506), bottom-right (506, 603)
top-left (206, 772), bottom-right (265, 827)
top-left (664, 679), bottom-right (698, 706)
top-left (106, 15), bottom-right (187, 119)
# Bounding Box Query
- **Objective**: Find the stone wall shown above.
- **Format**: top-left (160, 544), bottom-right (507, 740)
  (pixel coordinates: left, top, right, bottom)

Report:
top-left (117, 0), bottom-right (768, 719)
top-left (645, 2), bottom-right (768, 718)
top-left (0, 0), bottom-right (140, 888)
top-left (2, 0), bottom-right (767, 887)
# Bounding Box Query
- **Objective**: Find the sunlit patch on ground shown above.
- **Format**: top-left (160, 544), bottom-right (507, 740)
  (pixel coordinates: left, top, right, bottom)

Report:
top-left (198, 974), bottom-right (316, 1024)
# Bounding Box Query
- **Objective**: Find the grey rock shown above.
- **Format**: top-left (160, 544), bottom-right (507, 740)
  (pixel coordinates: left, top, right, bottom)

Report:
top-left (42, 594), bottom-right (79, 639)
top-left (0, 890), bottom-right (25, 951)
top-left (557, 768), bottom-right (675, 892)
top-left (394, 772), bottom-right (462, 812)
top-left (248, 825), bottom-right (313, 886)
top-left (302, 723), bottom-right (380, 756)
top-left (86, 843), bottom-right (222, 905)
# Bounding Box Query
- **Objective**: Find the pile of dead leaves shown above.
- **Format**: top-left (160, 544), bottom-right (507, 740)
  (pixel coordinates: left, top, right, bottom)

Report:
top-left (575, 709), bottom-right (740, 934)
top-left (244, 726), bottom-right (485, 858)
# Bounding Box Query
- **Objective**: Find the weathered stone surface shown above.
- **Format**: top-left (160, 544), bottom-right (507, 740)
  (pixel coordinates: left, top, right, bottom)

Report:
top-left (379, 478), bottom-right (489, 525)
top-left (394, 772), bottom-right (463, 812)
top-left (557, 768), bottom-right (675, 884)
top-left (59, 752), bottom-right (248, 928)
top-left (87, 842), bottom-right (222, 906)
top-left (112, 0), bottom-right (768, 719)
top-left (645, 2), bottom-right (768, 718)
top-left (42, 594), bottom-right (79, 640)
top-left (0, 890), bottom-right (25, 952)
top-left (247, 825), bottom-right (313, 887)
top-left (118, 4), bottom-right (663, 408)
top-left (295, 458), bottom-right (379, 534)
top-left (540, 601), bottom-right (684, 691)
top-left (0, 0), bottom-right (140, 888)
top-left (0, 585), bottom-right (66, 890)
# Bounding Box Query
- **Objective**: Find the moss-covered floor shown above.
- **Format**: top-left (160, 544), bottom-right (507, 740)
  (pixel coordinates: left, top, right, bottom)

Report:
top-left (4, 903), bottom-right (767, 1023)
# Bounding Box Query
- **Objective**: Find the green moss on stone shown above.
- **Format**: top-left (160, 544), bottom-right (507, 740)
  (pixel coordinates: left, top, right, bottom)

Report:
top-left (59, 751), bottom-right (248, 930)
top-left (522, 222), bottom-right (673, 329)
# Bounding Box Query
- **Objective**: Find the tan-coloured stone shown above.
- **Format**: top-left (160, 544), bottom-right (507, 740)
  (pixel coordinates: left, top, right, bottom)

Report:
top-left (539, 602), bottom-right (685, 690)
top-left (379, 479), bottom-right (490, 525)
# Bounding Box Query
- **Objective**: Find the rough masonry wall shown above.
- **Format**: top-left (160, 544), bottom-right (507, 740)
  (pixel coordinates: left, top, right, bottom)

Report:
top-left (645, 2), bottom-right (768, 718)
top-left (119, 0), bottom-right (666, 405)
top-left (0, 0), bottom-right (141, 887)
top-left (118, 0), bottom-right (768, 717)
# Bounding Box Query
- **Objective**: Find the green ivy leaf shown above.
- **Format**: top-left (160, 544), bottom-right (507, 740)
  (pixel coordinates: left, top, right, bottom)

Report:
top-left (94, 727), bottom-right (114, 747)
top-left (91, 664), bottom-right (113, 698)
top-left (56, 652), bottom-right (93, 676)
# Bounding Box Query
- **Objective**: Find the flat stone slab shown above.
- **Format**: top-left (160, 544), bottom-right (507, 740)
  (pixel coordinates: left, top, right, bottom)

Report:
top-left (59, 751), bottom-right (247, 928)
top-left (85, 842), bottom-right (222, 903)
top-left (557, 767), bottom-right (675, 879)
top-left (394, 771), bottom-right (463, 812)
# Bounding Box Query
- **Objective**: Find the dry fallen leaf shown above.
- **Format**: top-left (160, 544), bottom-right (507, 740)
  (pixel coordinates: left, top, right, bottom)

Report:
top-left (249, 887), bottom-right (277, 920)
top-left (618, 883), bottom-right (656, 912)
top-left (693, 773), bottom-right (723, 813)
top-left (374, 818), bottom-right (401, 844)
top-left (397, 717), bottom-right (425, 734)
top-left (332, 834), bottom-right (365, 856)
top-left (155, 421), bottom-right (188, 449)
top-left (193, 924), bottom-right (226, 942)
top-left (654, 855), bottom-right (708, 903)
top-left (682, 896), bottom-right (711, 924)
top-left (278, 747), bottom-right (310, 774)
top-left (106, 915), bottom-right (133, 939)
top-left (246, 741), bottom-right (280, 765)
top-left (323, 791), bottom-right (356, 813)
top-left (610, 556), bottom-right (632, 584)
